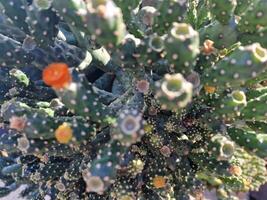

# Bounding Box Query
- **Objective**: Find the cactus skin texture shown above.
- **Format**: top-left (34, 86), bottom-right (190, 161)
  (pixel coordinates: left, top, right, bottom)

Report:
top-left (1, 0), bottom-right (267, 199)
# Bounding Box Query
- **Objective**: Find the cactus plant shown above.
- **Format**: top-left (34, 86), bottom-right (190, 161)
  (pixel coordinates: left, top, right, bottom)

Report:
top-left (0, 0), bottom-right (267, 199)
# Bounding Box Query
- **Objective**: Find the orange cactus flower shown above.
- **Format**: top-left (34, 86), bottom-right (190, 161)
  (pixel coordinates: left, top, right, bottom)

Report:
top-left (152, 176), bottom-right (166, 189)
top-left (42, 63), bottom-right (72, 89)
top-left (204, 85), bottom-right (216, 94)
top-left (228, 165), bottom-right (242, 176)
top-left (201, 39), bottom-right (215, 55)
top-left (55, 123), bottom-right (73, 144)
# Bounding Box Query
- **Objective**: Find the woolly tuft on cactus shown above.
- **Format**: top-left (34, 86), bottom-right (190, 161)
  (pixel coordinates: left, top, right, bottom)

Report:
top-left (0, 0), bottom-right (267, 199)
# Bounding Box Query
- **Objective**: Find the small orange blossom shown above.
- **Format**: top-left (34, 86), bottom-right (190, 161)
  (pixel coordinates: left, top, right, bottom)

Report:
top-left (55, 123), bottom-right (73, 144)
top-left (42, 63), bottom-right (71, 89)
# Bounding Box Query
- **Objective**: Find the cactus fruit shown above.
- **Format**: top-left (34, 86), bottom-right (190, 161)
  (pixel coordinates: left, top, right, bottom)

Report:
top-left (1, 0), bottom-right (267, 199)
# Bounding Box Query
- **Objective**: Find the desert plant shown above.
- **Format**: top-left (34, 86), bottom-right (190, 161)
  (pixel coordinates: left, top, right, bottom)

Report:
top-left (0, 0), bottom-right (267, 199)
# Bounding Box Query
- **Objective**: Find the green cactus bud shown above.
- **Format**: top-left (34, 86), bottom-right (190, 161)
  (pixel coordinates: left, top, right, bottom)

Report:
top-left (209, 134), bottom-right (235, 161)
top-left (228, 127), bottom-right (267, 157)
top-left (136, 34), bottom-right (165, 67)
top-left (112, 109), bottom-right (144, 146)
top-left (155, 73), bottom-right (193, 111)
top-left (165, 23), bottom-right (200, 74)
top-left (33, 0), bottom-right (53, 10)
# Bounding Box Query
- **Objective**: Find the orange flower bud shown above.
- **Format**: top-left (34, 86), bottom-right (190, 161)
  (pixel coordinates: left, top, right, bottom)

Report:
top-left (55, 123), bottom-right (73, 144)
top-left (204, 85), bottom-right (216, 94)
top-left (152, 176), bottom-right (166, 189)
top-left (201, 39), bottom-right (215, 55)
top-left (43, 63), bottom-right (72, 89)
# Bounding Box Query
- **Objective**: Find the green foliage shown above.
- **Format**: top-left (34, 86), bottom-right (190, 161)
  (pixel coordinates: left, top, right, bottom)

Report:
top-left (0, 0), bottom-right (267, 199)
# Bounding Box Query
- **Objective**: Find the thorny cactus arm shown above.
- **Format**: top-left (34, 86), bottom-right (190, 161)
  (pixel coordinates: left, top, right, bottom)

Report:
top-left (1, 0), bottom-right (267, 199)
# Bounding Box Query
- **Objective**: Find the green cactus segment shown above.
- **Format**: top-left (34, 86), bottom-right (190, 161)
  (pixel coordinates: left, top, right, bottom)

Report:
top-left (51, 0), bottom-right (89, 33)
top-left (239, 27), bottom-right (267, 49)
top-left (53, 0), bottom-right (126, 46)
top-left (199, 20), bottom-right (238, 49)
top-left (152, 0), bottom-right (188, 35)
top-left (0, 34), bottom-right (35, 67)
top-left (1, 0), bottom-right (267, 199)
top-left (38, 159), bottom-right (70, 181)
top-left (86, 0), bottom-right (127, 46)
top-left (55, 72), bottom-right (114, 124)
top-left (84, 140), bottom-right (126, 193)
top-left (228, 127), bottom-right (267, 157)
top-left (1, 163), bottom-right (22, 176)
top-left (231, 147), bottom-right (267, 191)
top-left (165, 23), bottom-right (200, 74)
top-left (113, 0), bottom-right (140, 36)
top-left (238, 0), bottom-right (267, 33)
top-left (0, 130), bottom-right (75, 157)
top-left (111, 177), bottom-right (136, 200)
top-left (208, 0), bottom-right (237, 25)
top-left (1, 100), bottom-right (96, 143)
top-left (64, 156), bottom-right (84, 181)
top-left (205, 90), bottom-right (247, 121)
top-left (155, 73), bottom-right (193, 111)
top-left (234, 0), bottom-right (253, 15)
top-left (24, 2), bottom-right (59, 48)
top-left (0, 0), bottom-right (30, 33)
top-left (196, 147), bottom-right (267, 192)
top-left (134, 6), bottom-right (157, 35)
top-left (202, 43), bottom-right (267, 91)
top-left (246, 121), bottom-right (267, 133)
top-left (0, 24), bottom-right (26, 42)
top-left (246, 86), bottom-right (267, 100)
top-left (240, 93), bottom-right (267, 121)
top-left (0, 187), bottom-right (12, 198)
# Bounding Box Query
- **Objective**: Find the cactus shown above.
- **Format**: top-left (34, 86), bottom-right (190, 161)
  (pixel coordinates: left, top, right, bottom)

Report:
top-left (0, 0), bottom-right (267, 199)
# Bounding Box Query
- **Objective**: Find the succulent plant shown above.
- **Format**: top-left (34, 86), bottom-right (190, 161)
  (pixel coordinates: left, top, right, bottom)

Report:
top-left (0, 0), bottom-right (267, 200)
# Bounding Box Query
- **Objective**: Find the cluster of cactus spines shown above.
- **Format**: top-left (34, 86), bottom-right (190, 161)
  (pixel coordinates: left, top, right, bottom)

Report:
top-left (1, 0), bottom-right (267, 200)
